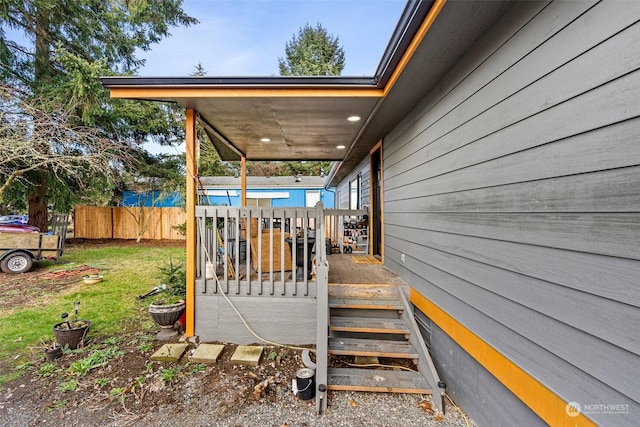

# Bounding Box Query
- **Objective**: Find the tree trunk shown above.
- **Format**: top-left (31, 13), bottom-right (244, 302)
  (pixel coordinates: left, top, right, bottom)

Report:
top-left (27, 5), bottom-right (52, 232)
top-left (28, 183), bottom-right (49, 232)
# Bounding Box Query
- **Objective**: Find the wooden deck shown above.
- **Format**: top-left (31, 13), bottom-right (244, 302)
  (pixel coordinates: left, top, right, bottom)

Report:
top-left (214, 253), bottom-right (407, 288)
top-left (328, 254), bottom-right (406, 286)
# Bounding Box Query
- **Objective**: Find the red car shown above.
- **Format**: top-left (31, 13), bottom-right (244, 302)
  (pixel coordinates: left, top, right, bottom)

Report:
top-left (0, 224), bottom-right (40, 233)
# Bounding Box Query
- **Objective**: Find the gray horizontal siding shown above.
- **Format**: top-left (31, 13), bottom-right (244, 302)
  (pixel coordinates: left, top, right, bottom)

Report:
top-left (379, 1), bottom-right (640, 425)
top-left (335, 156), bottom-right (370, 209)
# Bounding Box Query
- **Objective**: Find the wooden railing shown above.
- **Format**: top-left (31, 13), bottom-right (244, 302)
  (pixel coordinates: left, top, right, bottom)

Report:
top-left (195, 205), bottom-right (323, 296)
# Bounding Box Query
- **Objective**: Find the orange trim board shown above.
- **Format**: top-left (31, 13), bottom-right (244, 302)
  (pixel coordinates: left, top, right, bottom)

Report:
top-left (410, 289), bottom-right (596, 427)
top-left (383, 0), bottom-right (447, 96)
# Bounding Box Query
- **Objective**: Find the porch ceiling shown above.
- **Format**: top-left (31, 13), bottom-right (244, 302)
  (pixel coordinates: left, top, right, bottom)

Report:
top-left (100, 0), bottom-right (512, 184)
top-left (182, 92), bottom-right (381, 161)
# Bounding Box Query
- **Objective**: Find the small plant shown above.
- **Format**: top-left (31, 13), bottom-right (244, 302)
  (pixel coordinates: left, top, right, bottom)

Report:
top-left (138, 342), bottom-right (154, 353)
top-left (146, 258), bottom-right (186, 305)
top-left (158, 366), bottom-right (180, 384)
top-left (188, 363), bottom-right (206, 374)
top-left (16, 361), bottom-right (35, 371)
top-left (94, 378), bottom-right (111, 387)
top-left (68, 346), bottom-right (124, 377)
top-left (46, 399), bottom-right (68, 412)
top-left (57, 379), bottom-right (78, 392)
top-left (109, 387), bottom-right (125, 397)
top-left (102, 337), bottom-right (123, 346)
top-left (37, 363), bottom-right (59, 378)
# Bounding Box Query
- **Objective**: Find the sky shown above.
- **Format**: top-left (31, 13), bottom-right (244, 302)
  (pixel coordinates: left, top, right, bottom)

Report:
top-left (136, 0), bottom-right (407, 77)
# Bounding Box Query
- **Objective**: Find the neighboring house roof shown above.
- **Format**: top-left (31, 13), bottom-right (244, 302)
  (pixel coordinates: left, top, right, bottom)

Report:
top-left (101, 0), bottom-right (511, 184)
top-left (199, 176), bottom-right (328, 189)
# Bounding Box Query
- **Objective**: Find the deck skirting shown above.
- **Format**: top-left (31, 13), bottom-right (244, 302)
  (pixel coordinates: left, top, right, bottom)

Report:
top-left (195, 293), bottom-right (317, 344)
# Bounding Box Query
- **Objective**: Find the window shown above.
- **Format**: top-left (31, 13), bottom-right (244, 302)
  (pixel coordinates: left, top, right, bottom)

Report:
top-left (246, 198), bottom-right (271, 207)
top-left (349, 175), bottom-right (361, 209)
top-left (306, 190), bottom-right (321, 207)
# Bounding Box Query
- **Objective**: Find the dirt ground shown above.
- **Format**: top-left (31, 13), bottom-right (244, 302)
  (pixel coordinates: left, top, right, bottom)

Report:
top-left (1, 335), bottom-right (318, 426)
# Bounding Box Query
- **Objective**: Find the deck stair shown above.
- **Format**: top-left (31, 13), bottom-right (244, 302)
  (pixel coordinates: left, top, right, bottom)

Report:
top-left (327, 283), bottom-right (441, 398)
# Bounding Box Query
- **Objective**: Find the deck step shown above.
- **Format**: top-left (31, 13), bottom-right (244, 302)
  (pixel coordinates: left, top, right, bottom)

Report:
top-left (328, 298), bottom-right (403, 310)
top-left (327, 368), bottom-right (432, 394)
top-left (329, 337), bottom-right (418, 358)
top-left (330, 316), bottom-right (410, 334)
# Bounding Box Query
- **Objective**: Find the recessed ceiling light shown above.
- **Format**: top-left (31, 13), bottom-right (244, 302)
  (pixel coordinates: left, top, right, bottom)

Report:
top-left (347, 115), bottom-right (361, 122)
top-left (336, 145), bottom-right (346, 149)
top-left (260, 138), bottom-right (271, 142)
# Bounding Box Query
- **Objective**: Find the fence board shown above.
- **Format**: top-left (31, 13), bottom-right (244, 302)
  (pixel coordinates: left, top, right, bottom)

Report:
top-left (74, 206), bottom-right (112, 239)
top-left (73, 206), bottom-right (186, 240)
top-left (162, 208), bottom-right (187, 240)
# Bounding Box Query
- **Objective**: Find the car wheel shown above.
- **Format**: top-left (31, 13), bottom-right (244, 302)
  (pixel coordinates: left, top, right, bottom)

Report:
top-left (1, 252), bottom-right (33, 274)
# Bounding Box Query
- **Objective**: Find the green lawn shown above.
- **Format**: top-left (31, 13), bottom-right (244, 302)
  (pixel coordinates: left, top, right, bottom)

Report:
top-left (0, 242), bottom-right (185, 384)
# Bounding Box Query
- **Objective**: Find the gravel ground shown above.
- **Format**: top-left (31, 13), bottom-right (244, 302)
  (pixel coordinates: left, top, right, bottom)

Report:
top-left (2, 385), bottom-right (473, 427)
top-left (133, 390), bottom-right (474, 427)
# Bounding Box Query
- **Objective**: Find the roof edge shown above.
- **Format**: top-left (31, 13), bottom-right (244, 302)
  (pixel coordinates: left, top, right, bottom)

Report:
top-left (100, 75), bottom-right (377, 88)
top-left (375, 0), bottom-right (435, 88)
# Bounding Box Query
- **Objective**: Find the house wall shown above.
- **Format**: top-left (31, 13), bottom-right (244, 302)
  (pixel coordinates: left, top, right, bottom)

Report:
top-left (379, 1), bottom-right (640, 425)
top-left (122, 190), bottom-right (183, 207)
top-left (335, 157), bottom-right (370, 209)
top-left (204, 188), bottom-right (335, 208)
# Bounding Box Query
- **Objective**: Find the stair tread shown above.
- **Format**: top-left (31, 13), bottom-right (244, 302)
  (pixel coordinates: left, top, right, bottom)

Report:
top-left (329, 298), bottom-right (403, 310)
top-left (328, 367), bottom-right (431, 394)
top-left (330, 316), bottom-right (410, 334)
top-left (328, 337), bottom-right (418, 358)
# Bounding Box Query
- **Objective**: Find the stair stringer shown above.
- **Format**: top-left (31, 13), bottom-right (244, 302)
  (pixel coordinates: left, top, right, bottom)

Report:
top-left (398, 287), bottom-right (446, 413)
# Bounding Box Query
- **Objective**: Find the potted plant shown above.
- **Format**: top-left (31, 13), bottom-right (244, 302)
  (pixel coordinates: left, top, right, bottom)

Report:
top-left (41, 339), bottom-right (63, 361)
top-left (144, 258), bottom-right (186, 340)
top-left (52, 301), bottom-right (91, 350)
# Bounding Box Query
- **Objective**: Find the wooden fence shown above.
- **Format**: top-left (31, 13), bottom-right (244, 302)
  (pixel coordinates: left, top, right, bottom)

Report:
top-left (74, 206), bottom-right (186, 240)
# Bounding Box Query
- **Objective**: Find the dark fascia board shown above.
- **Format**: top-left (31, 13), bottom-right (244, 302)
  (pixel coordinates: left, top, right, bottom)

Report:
top-left (375, 0), bottom-right (435, 88)
top-left (100, 75), bottom-right (377, 88)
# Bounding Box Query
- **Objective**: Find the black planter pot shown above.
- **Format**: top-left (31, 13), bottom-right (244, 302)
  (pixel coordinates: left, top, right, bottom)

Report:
top-left (44, 345), bottom-right (63, 361)
top-left (53, 320), bottom-right (91, 350)
top-left (148, 301), bottom-right (185, 340)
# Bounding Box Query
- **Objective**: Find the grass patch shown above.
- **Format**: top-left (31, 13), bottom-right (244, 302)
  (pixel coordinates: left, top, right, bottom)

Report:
top-left (0, 242), bottom-right (184, 385)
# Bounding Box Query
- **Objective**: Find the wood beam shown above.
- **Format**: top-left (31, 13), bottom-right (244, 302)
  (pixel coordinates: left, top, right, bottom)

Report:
top-left (241, 155), bottom-right (247, 206)
top-left (185, 109), bottom-right (197, 337)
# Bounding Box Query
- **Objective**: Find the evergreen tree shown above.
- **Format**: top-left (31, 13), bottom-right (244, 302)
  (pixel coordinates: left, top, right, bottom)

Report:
top-left (275, 22), bottom-right (344, 177)
top-left (0, 0), bottom-right (197, 229)
top-left (278, 23), bottom-right (345, 76)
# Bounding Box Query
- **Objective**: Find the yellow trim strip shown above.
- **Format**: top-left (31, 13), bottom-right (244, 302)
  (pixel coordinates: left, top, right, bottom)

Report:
top-left (410, 289), bottom-right (596, 427)
top-left (108, 87), bottom-right (383, 99)
top-left (383, 0), bottom-right (447, 96)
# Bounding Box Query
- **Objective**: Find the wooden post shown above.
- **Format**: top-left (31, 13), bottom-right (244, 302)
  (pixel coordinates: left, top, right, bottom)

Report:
top-left (315, 201), bottom-right (328, 413)
top-left (185, 109), bottom-right (197, 337)
top-left (241, 155), bottom-right (247, 206)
